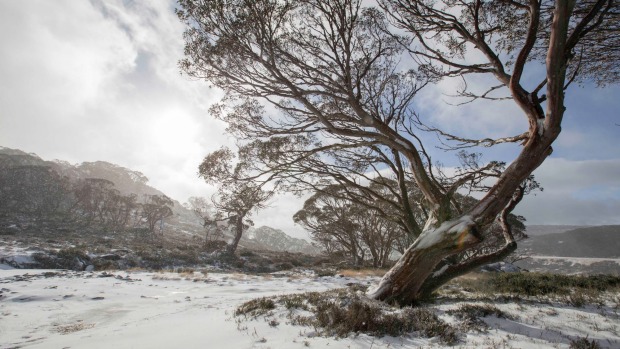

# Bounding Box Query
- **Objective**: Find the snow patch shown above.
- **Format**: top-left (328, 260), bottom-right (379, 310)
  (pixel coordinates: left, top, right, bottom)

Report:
top-left (416, 216), bottom-right (475, 250)
top-left (0, 263), bottom-right (15, 270)
top-left (432, 264), bottom-right (449, 278)
top-left (481, 262), bottom-right (521, 273)
top-left (0, 245), bottom-right (38, 268)
top-left (537, 118), bottom-right (545, 136)
top-left (394, 138), bottom-right (413, 151)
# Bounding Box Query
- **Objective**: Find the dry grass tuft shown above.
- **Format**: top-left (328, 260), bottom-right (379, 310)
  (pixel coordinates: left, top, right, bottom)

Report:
top-left (151, 274), bottom-right (181, 281)
top-left (237, 287), bottom-right (458, 344)
top-left (230, 273), bottom-right (249, 281)
top-left (570, 336), bottom-right (602, 349)
top-left (338, 269), bottom-right (387, 278)
top-left (54, 322), bottom-right (95, 334)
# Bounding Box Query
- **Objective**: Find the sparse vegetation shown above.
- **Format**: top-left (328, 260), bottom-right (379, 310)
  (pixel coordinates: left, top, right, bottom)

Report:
top-left (235, 297), bottom-right (276, 318)
top-left (0, 220), bottom-right (331, 272)
top-left (484, 273), bottom-right (620, 297)
top-left (437, 272), bottom-right (620, 311)
top-left (447, 304), bottom-right (512, 332)
top-left (53, 322), bottom-right (96, 335)
top-left (314, 269), bottom-right (337, 277)
top-left (237, 287), bottom-right (459, 344)
top-left (569, 336), bottom-right (602, 349)
top-left (448, 272), bottom-right (620, 298)
top-left (230, 271), bottom-right (620, 346)
top-left (338, 269), bottom-right (387, 278)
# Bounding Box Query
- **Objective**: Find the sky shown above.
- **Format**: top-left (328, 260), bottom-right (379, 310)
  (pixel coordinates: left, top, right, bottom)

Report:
top-left (1, 0), bottom-right (619, 239)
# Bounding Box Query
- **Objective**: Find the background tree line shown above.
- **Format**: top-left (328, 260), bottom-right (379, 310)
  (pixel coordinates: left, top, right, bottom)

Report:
top-left (0, 150), bottom-right (173, 234)
top-left (294, 180), bottom-right (528, 269)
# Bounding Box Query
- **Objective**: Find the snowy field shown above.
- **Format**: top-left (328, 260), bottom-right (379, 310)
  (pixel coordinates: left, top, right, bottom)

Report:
top-left (1, 268), bottom-right (619, 349)
top-left (528, 256), bottom-right (620, 266)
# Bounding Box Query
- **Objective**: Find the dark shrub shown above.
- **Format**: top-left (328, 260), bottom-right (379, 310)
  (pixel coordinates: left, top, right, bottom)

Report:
top-left (570, 336), bottom-right (601, 349)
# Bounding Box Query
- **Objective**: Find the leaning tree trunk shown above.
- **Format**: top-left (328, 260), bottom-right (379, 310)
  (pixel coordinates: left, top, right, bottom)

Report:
top-left (367, 216), bottom-right (482, 305)
top-left (415, 184), bottom-right (526, 299)
top-left (226, 214), bottom-right (245, 255)
top-left (368, 0), bottom-right (574, 304)
top-left (417, 241), bottom-right (517, 300)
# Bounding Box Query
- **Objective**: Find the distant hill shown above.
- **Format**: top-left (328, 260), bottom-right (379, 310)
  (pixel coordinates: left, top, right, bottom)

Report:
top-left (525, 225), bottom-right (590, 236)
top-left (520, 225), bottom-right (620, 258)
top-left (0, 146), bottom-right (319, 256)
top-left (245, 226), bottom-right (322, 255)
top-left (75, 161), bottom-right (163, 198)
top-left (0, 147), bottom-right (51, 168)
top-left (0, 146), bottom-right (164, 198)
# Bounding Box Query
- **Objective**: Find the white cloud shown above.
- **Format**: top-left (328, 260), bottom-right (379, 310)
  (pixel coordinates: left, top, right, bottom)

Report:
top-left (416, 75), bottom-right (529, 142)
top-left (0, 1), bottom-right (137, 130)
top-left (0, 0), bottom-right (230, 204)
top-left (515, 158), bottom-right (620, 225)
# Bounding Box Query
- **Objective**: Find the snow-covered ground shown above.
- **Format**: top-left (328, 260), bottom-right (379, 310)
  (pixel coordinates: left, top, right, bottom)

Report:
top-left (1, 268), bottom-right (619, 349)
top-left (528, 255), bottom-right (620, 266)
top-left (516, 255), bottom-right (620, 274)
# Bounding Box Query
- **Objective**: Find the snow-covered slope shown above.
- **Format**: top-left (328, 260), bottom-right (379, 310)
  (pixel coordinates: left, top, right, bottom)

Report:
top-left (522, 225), bottom-right (620, 258)
top-left (516, 225), bottom-right (620, 274)
top-left (1, 269), bottom-right (618, 349)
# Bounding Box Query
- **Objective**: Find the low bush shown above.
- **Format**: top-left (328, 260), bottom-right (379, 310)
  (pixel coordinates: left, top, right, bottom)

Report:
top-left (569, 336), bottom-right (601, 349)
top-left (237, 288), bottom-right (459, 344)
top-left (338, 269), bottom-right (387, 278)
top-left (235, 297), bottom-right (276, 317)
top-left (56, 247), bottom-right (90, 262)
top-left (239, 249), bottom-right (256, 257)
top-left (314, 269), bottom-right (336, 277)
top-left (33, 247), bottom-right (91, 270)
top-left (460, 273), bottom-right (620, 297)
top-left (447, 304), bottom-right (511, 332)
top-left (275, 262), bottom-right (294, 270)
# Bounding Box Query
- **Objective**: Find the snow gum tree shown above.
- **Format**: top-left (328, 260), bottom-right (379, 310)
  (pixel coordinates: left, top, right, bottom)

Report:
top-left (178, 0), bottom-right (619, 304)
top-left (198, 147), bottom-right (274, 255)
top-left (140, 194), bottom-right (174, 234)
top-left (294, 184), bottom-right (405, 268)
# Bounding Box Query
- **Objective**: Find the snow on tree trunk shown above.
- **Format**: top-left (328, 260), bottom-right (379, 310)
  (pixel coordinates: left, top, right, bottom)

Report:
top-left (367, 216), bottom-right (481, 305)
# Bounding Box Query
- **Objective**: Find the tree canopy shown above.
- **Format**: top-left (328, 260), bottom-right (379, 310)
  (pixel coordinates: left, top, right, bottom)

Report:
top-left (179, 0), bottom-right (619, 304)
top-left (198, 146), bottom-right (274, 254)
